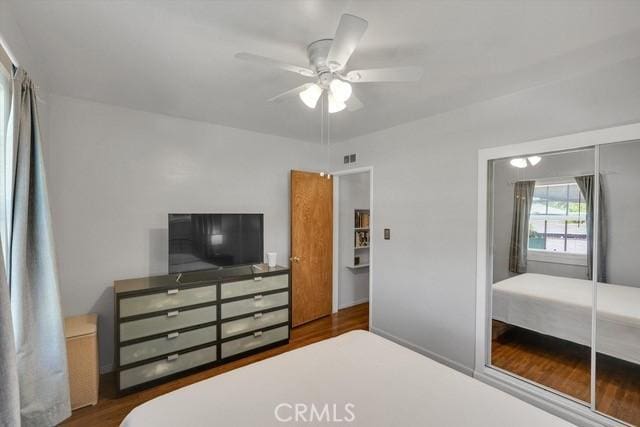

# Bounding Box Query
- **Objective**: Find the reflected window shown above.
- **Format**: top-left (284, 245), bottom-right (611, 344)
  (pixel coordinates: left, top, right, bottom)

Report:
top-left (528, 182), bottom-right (587, 255)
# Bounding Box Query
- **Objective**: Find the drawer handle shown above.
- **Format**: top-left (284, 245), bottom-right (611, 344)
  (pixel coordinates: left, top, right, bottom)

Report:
top-left (253, 276), bottom-right (263, 282)
top-left (253, 295), bottom-right (263, 301)
top-left (253, 312), bottom-right (263, 319)
top-left (167, 332), bottom-right (179, 339)
top-left (167, 310), bottom-right (179, 317)
top-left (253, 331), bottom-right (263, 338)
top-left (167, 354), bottom-right (179, 362)
top-left (167, 289), bottom-right (179, 295)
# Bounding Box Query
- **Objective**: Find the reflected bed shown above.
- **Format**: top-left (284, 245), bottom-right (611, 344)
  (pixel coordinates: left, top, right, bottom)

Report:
top-left (493, 273), bottom-right (640, 364)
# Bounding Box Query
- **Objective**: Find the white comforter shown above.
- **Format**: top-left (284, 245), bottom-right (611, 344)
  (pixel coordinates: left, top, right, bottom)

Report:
top-left (493, 273), bottom-right (640, 364)
top-left (122, 330), bottom-right (572, 427)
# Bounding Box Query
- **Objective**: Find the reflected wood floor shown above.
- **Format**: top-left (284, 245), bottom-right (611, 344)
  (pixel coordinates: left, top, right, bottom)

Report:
top-left (492, 320), bottom-right (640, 426)
top-left (61, 303), bottom-right (369, 427)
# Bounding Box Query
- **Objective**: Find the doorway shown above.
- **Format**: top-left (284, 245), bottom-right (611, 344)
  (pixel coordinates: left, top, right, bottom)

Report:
top-left (332, 167), bottom-right (372, 327)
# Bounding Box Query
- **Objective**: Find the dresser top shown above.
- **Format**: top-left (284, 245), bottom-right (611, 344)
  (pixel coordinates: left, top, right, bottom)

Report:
top-left (114, 264), bottom-right (289, 295)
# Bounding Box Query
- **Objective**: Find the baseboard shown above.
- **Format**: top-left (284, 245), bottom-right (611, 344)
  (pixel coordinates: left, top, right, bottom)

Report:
top-left (370, 327), bottom-right (474, 377)
top-left (338, 297), bottom-right (370, 310)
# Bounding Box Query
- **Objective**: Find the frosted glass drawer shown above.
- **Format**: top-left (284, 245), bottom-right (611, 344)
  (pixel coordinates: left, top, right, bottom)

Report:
top-left (119, 325), bottom-right (217, 366)
top-left (221, 308), bottom-right (289, 339)
top-left (221, 274), bottom-right (288, 300)
top-left (119, 345), bottom-right (217, 390)
top-left (221, 291), bottom-right (288, 319)
top-left (221, 326), bottom-right (289, 359)
top-left (119, 284), bottom-right (217, 318)
top-left (120, 305), bottom-right (217, 342)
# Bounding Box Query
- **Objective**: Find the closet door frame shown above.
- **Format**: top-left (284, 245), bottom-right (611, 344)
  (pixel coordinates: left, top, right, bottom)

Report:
top-left (475, 122), bottom-right (640, 427)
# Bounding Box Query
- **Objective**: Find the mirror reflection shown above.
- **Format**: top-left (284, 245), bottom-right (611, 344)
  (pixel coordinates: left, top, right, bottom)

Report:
top-left (595, 141), bottom-right (640, 426)
top-left (490, 148), bottom-right (595, 403)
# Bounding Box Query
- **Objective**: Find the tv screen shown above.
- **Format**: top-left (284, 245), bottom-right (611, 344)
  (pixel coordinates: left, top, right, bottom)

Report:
top-left (168, 213), bottom-right (264, 273)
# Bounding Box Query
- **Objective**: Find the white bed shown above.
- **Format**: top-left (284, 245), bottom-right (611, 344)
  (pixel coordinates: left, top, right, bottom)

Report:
top-left (122, 330), bottom-right (572, 427)
top-left (493, 273), bottom-right (640, 365)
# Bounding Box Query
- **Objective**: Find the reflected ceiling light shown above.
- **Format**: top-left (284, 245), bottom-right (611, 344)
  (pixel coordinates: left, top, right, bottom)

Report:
top-left (510, 158), bottom-right (528, 168)
top-left (210, 234), bottom-right (224, 245)
top-left (528, 156), bottom-right (542, 166)
top-left (299, 84), bottom-right (322, 109)
top-left (329, 79), bottom-right (352, 103)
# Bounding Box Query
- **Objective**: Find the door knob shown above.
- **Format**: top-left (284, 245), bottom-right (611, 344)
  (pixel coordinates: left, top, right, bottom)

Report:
top-left (289, 256), bottom-right (301, 263)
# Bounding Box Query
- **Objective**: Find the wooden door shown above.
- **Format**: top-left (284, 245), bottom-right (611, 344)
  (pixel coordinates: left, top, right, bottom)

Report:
top-left (290, 170), bottom-right (333, 327)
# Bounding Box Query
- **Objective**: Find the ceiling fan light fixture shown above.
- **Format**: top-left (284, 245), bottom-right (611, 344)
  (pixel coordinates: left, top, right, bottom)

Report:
top-left (348, 71), bottom-right (362, 82)
top-left (236, 13), bottom-right (425, 115)
top-left (329, 79), bottom-right (352, 103)
top-left (299, 84), bottom-right (322, 109)
top-left (328, 92), bottom-right (346, 113)
top-left (527, 156), bottom-right (542, 166)
top-left (328, 61), bottom-right (342, 72)
top-left (510, 158), bottom-right (528, 168)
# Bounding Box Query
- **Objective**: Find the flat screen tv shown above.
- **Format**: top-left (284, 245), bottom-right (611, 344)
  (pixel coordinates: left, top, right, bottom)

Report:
top-left (168, 213), bottom-right (264, 274)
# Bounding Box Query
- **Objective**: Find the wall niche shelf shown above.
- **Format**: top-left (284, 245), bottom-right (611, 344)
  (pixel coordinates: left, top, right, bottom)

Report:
top-left (346, 264), bottom-right (370, 270)
top-left (350, 209), bottom-right (370, 270)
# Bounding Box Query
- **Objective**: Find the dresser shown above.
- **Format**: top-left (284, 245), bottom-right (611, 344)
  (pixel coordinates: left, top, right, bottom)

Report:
top-left (114, 265), bottom-right (290, 393)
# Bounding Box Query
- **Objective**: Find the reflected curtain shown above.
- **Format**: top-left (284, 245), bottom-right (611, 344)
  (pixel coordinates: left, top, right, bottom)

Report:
top-left (509, 180), bottom-right (536, 274)
top-left (575, 175), bottom-right (607, 281)
top-left (5, 68), bottom-right (71, 426)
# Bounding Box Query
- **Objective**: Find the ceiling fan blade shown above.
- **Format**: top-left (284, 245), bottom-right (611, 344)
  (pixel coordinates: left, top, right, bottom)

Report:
top-left (345, 93), bottom-right (363, 112)
top-left (235, 52), bottom-right (314, 77)
top-left (268, 83), bottom-right (313, 103)
top-left (344, 67), bottom-right (423, 83)
top-left (326, 14), bottom-right (368, 71)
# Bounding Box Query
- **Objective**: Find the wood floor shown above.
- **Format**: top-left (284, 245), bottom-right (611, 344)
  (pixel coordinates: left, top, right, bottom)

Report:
top-left (492, 320), bottom-right (640, 426)
top-left (61, 303), bottom-right (369, 427)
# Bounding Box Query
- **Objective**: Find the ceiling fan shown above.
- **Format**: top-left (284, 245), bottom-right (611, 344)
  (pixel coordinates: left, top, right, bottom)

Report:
top-left (235, 14), bottom-right (423, 114)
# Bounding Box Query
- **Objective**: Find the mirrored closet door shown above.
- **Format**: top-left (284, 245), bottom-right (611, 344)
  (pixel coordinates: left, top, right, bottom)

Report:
top-left (595, 141), bottom-right (640, 426)
top-left (489, 148), bottom-right (596, 403)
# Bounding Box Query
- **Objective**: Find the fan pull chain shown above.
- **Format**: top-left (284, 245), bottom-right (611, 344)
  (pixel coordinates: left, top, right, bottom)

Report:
top-left (326, 93), bottom-right (331, 180)
top-left (319, 92), bottom-right (325, 177)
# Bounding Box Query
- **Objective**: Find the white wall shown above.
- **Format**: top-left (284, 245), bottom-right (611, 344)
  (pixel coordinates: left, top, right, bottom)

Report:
top-left (0, 0), bottom-right (50, 141)
top-left (600, 141), bottom-right (640, 287)
top-left (338, 172), bottom-right (370, 309)
top-left (44, 95), bottom-right (324, 371)
top-left (0, 0), bottom-right (46, 86)
top-left (331, 58), bottom-right (640, 373)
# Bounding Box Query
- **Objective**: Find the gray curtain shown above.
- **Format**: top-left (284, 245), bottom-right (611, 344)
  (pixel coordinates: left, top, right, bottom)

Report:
top-left (575, 175), bottom-right (607, 282)
top-left (509, 180), bottom-right (536, 274)
top-left (5, 68), bottom-right (71, 426)
top-left (0, 241), bottom-right (19, 427)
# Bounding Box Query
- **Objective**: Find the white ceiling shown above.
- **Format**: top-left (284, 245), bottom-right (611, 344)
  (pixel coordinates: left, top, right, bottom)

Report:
top-left (9, 0), bottom-right (640, 142)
